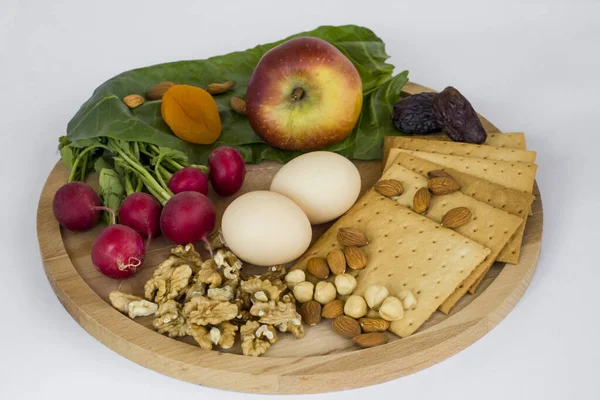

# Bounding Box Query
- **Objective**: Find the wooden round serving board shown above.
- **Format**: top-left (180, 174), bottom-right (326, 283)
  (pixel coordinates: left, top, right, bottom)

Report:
top-left (37, 82), bottom-right (543, 394)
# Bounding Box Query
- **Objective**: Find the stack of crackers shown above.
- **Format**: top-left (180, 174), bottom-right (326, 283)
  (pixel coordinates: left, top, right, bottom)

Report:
top-left (294, 132), bottom-right (537, 338)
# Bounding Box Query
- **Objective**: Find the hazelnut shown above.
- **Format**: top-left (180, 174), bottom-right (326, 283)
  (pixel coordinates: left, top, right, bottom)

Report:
top-left (366, 308), bottom-right (380, 318)
top-left (313, 281), bottom-right (336, 305)
top-left (364, 284), bottom-right (389, 309)
top-left (378, 296), bottom-right (404, 321)
top-left (293, 281), bottom-right (314, 303)
top-left (334, 273), bottom-right (357, 295)
top-left (344, 295), bottom-right (367, 319)
top-left (398, 290), bottom-right (418, 310)
top-left (284, 269), bottom-right (306, 288)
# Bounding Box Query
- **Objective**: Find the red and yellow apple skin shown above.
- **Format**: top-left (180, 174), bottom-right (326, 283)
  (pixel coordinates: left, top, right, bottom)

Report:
top-left (245, 37), bottom-right (363, 151)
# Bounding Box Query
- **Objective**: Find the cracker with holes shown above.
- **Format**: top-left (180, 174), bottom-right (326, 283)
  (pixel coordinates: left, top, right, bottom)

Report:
top-left (411, 132), bottom-right (527, 150)
top-left (385, 148), bottom-right (537, 194)
top-left (390, 152), bottom-right (535, 266)
top-left (292, 190), bottom-right (490, 337)
top-left (380, 162), bottom-right (523, 313)
top-left (382, 136), bottom-right (536, 167)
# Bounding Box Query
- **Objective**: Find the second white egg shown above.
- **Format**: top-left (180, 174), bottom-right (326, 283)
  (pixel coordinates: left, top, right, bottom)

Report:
top-left (270, 151), bottom-right (361, 224)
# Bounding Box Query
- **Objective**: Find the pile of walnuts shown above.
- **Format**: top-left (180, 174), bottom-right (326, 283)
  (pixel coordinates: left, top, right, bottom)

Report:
top-left (109, 243), bottom-right (303, 357)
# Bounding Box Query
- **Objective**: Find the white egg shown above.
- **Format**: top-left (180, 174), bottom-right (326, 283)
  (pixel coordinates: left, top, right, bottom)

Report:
top-left (270, 151), bottom-right (361, 224)
top-left (221, 191), bottom-right (312, 266)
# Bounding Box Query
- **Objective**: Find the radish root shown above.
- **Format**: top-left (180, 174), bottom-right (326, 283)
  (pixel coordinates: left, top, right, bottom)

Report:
top-left (118, 257), bottom-right (142, 272)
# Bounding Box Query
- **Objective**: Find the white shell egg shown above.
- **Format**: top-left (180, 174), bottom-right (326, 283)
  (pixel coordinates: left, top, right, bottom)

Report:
top-left (221, 191), bottom-right (312, 266)
top-left (270, 151), bottom-right (361, 224)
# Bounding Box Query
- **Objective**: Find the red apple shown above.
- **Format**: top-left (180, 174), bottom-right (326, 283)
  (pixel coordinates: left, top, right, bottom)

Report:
top-left (245, 37), bottom-right (363, 151)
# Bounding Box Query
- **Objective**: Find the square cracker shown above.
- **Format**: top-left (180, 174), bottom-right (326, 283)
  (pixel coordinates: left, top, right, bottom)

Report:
top-left (412, 132), bottom-right (527, 149)
top-left (385, 148), bottom-right (537, 194)
top-left (292, 190), bottom-right (490, 337)
top-left (382, 136), bottom-right (536, 167)
top-left (389, 152), bottom-right (535, 265)
top-left (380, 163), bottom-right (523, 313)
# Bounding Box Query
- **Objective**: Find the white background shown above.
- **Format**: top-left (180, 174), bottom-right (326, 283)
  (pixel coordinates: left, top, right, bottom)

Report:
top-left (1, 0), bottom-right (599, 399)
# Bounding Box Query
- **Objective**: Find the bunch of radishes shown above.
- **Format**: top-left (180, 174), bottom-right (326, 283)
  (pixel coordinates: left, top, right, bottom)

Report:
top-left (52, 146), bottom-right (245, 279)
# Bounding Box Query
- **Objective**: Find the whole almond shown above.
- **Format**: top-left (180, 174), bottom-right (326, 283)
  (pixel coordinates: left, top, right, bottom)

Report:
top-left (428, 176), bottom-right (461, 195)
top-left (230, 96), bottom-right (247, 115)
top-left (322, 299), bottom-right (345, 319)
top-left (337, 227), bottom-right (368, 247)
top-left (375, 179), bottom-right (404, 197)
top-left (327, 249), bottom-right (346, 275)
top-left (358, 318), bottom-right (390, 332)
top-left (353, 332), bottom-right (389, 348)
top-left (122, 94), bottom-right (144, 109)
top-left (332, 315), bottom-right (361, 338)
top-left (146, 81), bottom-right (176, 100)
top-left (413, 187), bottom-right (432, 214)
top-left (307, 257), bottom-right (329, 279)
top-left (206, 80), bottom-right (235, 95)
top-left (300, 300), bottom-right (322, 326)
top-left (441, 207), bottom-right (472, 228)
top-left (344, 247), bottom-right (367, 270)
top-left (427, 170), bottom-right (453, 179)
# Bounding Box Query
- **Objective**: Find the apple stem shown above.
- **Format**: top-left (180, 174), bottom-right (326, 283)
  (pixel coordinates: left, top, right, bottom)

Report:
top-left (290, 87), bottom-right (305, 102)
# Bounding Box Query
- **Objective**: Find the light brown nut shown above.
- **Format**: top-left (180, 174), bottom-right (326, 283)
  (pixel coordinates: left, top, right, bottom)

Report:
top-left (398, 290), bottom-right (418, 309)
top-left (327, 249), bottom-right (346, 275)
top-left (332, 315), bottom-right (361, 338)
top-left (413, 187), bottom-right (431, 214)
top-left (230, 96), bottom-right (247, 115)
top-left (344, 295), bottom-right (368, 318)
top-left (337, 227), bottom-right (368, 247)
top-left (122, 94), bottom-right (144, 109)
top-left (375, 179), bottom-right (404, 197)
top-left (292, 281), bottom-right (314, 303)
top-left (334, 273), bottom-right (357, 295)
top-left (300, 300), bottom-right (322, 326)
top-left (441, 207), bottom-right (472, 228)
top-left (358, 318), bottom-right (390, 332)
top-left (353, 332), bottom-right (389, 348)
top-left (284, 269), bottom-right (306, 288)
top-left (366, 308), bottom-right (380, 318)
top-left (364, 284), bottom-right (389, 309)
top-left (307, 257), bottom-right (329, 279)
top-left (427, 170), bottom-right (453, 179)
top-left (344, 247), bottom-right (367, 270)
top-left (427, 176), bottom-right (461, 195)
top-left (378, 296), bottom-right (404, 321)
top-left (322, 299), bottom-right (345, 319)
top-left (146, 81), bottom-right (176, 100)
top-left (313, 281), bottom-right (336, 305)
top-left (206, 80), bottom-right (235, 95)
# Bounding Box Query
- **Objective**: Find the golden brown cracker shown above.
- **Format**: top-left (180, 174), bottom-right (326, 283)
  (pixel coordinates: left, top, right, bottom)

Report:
top-left (385, 148), bottom-right (537, 194)
top-left (382, 136), bottom-right (536, 167)
top-left (389, 152), bottom-right (534, 264)
top-left (381, 163), bottom-right (522, 313)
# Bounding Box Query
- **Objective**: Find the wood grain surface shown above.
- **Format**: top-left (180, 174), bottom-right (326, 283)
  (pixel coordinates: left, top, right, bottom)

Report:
top-left (36, 82), bottom-right (543, 394)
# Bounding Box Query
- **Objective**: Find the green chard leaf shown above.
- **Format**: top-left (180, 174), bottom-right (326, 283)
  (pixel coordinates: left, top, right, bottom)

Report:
top-left (65, 25), bottom-right (408, 164)
top-left (98, 168), bottom-right (125, 225)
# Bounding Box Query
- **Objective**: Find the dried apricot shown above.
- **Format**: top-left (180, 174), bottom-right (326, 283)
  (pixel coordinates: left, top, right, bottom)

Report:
top-left (161, 85), bottom-right (222, 144)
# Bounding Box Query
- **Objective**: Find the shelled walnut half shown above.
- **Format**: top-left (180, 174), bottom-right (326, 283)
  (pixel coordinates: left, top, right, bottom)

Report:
top-left (109, 291), bottom-right (158, 318)
top-left (240, 321), bottom-right (278, 357)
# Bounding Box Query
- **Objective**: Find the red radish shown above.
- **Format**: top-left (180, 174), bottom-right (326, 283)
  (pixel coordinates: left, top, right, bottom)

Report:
top-left (208, 146), bottom-right (246, 196)
top-left (118, 192), bottom-right (161, 239)
top-left (91, 224), bottom-right (145, 279)
top-left (52, 182), bottom-right (105, 231)
top-left (168, 167), bottom-right (209, 195)
top-left (160, 191), bottom-right (216, 246)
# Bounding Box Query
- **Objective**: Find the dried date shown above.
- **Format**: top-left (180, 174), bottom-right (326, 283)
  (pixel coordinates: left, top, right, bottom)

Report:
top-left (432, 86), bottom-right (487, 144)
top-left (391, 92), bottom-right (443, 134)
